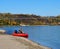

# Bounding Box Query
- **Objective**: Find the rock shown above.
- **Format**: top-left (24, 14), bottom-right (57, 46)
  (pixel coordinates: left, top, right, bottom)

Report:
top-left (0, 30), bottom-right (6, 34)
top-left (0, 34), bottom-right (51, 49)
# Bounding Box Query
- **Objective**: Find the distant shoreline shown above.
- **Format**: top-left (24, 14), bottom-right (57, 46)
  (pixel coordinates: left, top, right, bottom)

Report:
top-left (0, 25), bottom-right (60, 27)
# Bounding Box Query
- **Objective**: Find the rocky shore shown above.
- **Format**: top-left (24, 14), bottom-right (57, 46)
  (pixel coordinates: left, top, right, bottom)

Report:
top-left (0, 34), bottom-right (51, 49)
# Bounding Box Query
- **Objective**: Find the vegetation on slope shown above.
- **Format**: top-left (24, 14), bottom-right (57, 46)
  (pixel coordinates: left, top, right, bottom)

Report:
top-left (0, 13), bottom-right (60, 25)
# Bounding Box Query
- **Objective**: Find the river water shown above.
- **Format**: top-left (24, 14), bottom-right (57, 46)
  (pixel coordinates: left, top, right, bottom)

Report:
top-left (0, 26), bottom-right (60, 49)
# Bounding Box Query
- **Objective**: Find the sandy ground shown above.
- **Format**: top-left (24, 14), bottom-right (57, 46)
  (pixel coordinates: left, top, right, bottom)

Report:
top-left (0, 34), bottom-right (51, 49)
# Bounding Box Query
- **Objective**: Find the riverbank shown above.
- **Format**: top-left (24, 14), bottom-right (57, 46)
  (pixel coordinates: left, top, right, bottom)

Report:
top-left (0, 34), bottom-right (51, 49)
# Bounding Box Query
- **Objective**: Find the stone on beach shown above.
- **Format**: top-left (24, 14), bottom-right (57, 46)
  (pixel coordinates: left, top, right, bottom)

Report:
top-left (0, 30), bottom-right (6, 34)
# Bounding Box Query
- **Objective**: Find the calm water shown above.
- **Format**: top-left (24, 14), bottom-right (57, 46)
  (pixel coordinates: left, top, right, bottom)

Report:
top-left (0, 26), bottom-right (60, 49)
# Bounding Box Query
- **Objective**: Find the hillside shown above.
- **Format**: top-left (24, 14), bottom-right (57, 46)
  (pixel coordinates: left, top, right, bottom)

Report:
top-left (0, 13), bottom-right (60, 25)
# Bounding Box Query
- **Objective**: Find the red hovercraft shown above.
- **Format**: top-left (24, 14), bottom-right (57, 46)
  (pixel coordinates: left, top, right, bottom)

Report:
top-left (12, 30), bottom-right (28, 38)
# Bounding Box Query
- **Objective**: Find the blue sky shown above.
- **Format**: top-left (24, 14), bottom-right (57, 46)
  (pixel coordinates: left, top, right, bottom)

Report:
top-left (0, 0), bottom-right (60, 16)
